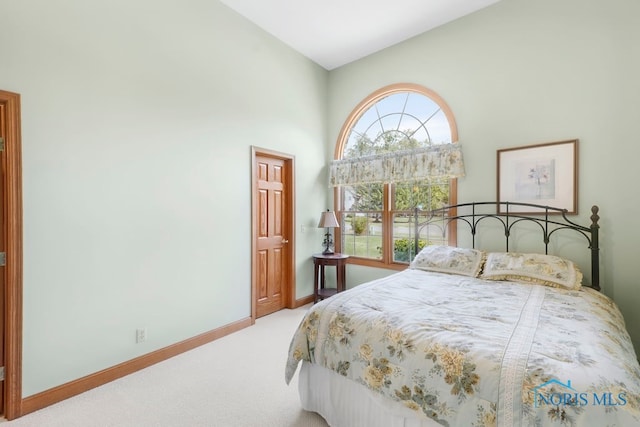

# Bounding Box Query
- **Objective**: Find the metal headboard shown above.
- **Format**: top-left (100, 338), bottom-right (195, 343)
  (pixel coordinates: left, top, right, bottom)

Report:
top-left (415, 202), bottom-right (601, 291)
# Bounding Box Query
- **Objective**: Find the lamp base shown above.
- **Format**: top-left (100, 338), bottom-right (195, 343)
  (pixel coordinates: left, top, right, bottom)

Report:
top-left (322, 231), bottom-right (334, 255)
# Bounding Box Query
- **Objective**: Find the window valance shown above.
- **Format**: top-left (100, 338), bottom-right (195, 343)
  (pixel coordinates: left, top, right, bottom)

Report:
top-left (329, 143), bottom-right (465, 186)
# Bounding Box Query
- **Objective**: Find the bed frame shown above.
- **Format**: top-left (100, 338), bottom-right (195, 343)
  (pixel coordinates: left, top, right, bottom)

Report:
top-left (415, 202), bottom-right (601, 291)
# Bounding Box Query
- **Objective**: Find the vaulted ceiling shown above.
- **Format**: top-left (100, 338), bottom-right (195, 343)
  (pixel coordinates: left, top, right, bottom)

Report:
top-left (219, 0), bottom-right (501, 70)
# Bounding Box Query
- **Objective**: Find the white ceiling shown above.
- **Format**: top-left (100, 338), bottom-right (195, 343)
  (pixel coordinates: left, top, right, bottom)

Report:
top-left (219, 0), bottom-right (501, 70)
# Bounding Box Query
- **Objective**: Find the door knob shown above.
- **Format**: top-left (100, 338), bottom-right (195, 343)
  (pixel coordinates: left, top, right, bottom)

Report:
top-left (282, 238), bottom-right (289, 244)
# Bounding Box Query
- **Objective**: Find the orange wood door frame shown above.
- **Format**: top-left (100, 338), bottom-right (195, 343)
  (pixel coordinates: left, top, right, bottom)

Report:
top-left (251, 147), bottom-right (295, 321)
top-left (0, 89), bottom-right (24, 420)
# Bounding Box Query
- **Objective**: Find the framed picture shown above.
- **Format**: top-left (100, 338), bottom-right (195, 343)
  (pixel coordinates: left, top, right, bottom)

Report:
top-left (497, 139), bottom-right (578, 214)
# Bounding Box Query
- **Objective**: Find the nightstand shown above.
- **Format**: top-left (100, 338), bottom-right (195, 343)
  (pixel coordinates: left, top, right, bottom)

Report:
top-left (312, 253), bottom-right (349, 303)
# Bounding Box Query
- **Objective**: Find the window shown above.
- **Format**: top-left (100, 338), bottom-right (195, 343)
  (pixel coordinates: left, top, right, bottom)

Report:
top-left (333, 83), bottom-right (460, 269)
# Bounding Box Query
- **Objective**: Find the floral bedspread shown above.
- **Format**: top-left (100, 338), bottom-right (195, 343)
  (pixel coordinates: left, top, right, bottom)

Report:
top-left (285, 269), bottom-right (640, 426)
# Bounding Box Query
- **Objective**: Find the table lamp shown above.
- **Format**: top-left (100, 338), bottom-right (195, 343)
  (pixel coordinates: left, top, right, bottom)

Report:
top-left (317, 210), bottom-right (339, 254)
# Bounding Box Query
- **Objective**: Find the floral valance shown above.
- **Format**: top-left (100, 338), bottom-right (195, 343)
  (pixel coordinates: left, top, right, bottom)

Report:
top-left (329, 143), bottom-right (465, 186)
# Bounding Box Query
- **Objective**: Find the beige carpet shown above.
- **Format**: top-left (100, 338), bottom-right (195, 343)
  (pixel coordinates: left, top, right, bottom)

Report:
top-left (2, 305), bottom-right (328, 427)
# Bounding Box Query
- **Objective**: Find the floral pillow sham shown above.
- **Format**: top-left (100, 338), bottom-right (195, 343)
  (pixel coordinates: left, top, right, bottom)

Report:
top-left (480, 252), bottom-right (583, 290)
top-left (410, 245), bottom-right (485, 277)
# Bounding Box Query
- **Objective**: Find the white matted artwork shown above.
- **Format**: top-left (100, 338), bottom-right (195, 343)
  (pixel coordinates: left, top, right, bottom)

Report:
top-left (497, 139), bottom-right (578, 214)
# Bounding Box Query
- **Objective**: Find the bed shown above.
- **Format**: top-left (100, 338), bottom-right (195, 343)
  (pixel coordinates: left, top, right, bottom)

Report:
top-left (285, 202), bottom-right (640, 426)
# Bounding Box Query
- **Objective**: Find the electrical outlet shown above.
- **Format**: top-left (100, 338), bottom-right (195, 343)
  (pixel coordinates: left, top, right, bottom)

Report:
top-left (136, 328), bottom-right (147, 343)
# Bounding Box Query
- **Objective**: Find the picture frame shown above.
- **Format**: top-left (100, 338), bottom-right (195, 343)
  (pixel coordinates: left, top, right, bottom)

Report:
top-left (497, 139), bottom-right (578, 214)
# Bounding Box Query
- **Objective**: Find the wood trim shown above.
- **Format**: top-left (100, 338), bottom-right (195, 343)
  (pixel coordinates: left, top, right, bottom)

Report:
top-left (21, 317), bottom-right (252, 416)
top-left (293, 294), bottom-right (314, 308)
top-left (250, 147), bottom-right (258, 323)
top-left (0, 90), bottom-right (23, 421)
top-left (344, 256), bottom-right (407, 271)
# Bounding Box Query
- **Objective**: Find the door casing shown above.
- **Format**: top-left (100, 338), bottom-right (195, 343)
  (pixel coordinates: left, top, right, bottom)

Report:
top-left (0, 89), bottom-right (24, 420)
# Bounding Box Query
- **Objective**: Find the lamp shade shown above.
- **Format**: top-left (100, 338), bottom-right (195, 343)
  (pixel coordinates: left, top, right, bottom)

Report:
top-left (318, 210), bottom-right (339, 228)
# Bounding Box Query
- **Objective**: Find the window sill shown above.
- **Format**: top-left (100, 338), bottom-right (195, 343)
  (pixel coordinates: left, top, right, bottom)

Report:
top-left (344, 256), bottom-right (408, 271)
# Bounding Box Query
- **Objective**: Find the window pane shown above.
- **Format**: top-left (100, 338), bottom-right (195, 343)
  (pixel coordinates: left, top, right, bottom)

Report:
top-left (379, 113), bottom-right (404, 135)
top-left (393, 180), bottom-right (450, 211)
top-left (391, 180), bottom-right (450, 264)
top-left (374, 93), bottom-right (409, 116)
top-left (404, 93), bottom-right (440, 118)
top-left (416, 211), bottom-right (449, 248)
top-left (391, 210), bottom-right (450, 264)
top-left (344, 91), bottom-right (452, 157)
top-left (426, 110), bottom-right (453, 144)
top-left (391, 213), bottom-right (421, 263)
top-left (340, 212), bottom-right (382, 259)
top-left (342, 184), bottom-right (383, 211)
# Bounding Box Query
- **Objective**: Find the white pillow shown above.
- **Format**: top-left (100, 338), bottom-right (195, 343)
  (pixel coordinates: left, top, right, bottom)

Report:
top-left (409, 245), bottom-right (485, 277)
top-left (480, 252), bottom-right (583, 290)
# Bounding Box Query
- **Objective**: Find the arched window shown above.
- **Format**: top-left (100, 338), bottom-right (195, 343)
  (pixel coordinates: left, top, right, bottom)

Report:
top-left (333, 83), bottom-right (462, 269)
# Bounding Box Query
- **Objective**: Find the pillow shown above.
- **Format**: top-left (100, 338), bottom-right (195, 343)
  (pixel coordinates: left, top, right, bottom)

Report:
top-left (480, 252), bottom-right (583, 290)
top-left (409, 245), bottom-right (485, 277)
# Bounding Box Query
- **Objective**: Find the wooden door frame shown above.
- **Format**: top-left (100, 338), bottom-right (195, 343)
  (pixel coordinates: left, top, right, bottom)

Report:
top-left (250, 146), bottom-right (296, 322)
top-left (0, 90), bottom-right (24, 420)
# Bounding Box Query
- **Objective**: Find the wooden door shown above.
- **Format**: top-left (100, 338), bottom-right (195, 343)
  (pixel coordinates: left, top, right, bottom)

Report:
top-left (252, 149), bottom-right (294, 318)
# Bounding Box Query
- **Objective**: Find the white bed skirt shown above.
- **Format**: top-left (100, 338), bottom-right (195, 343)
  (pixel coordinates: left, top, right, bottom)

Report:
top-left (298, 361), bottom-right (441, 427)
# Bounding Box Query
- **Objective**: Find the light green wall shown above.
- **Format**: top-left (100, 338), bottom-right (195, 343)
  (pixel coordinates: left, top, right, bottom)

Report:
top-left (0, 0), bottom-right (328, 396)
top-left (329, 0), bottom-right (640, 352)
